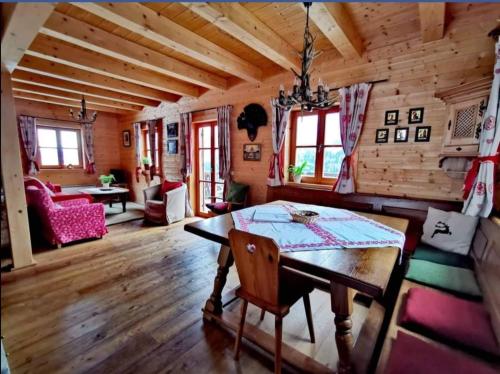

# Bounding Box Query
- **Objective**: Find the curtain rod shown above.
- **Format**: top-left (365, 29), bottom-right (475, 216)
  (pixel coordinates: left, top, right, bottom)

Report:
top-left (19, 114), bottom-right (84, 125)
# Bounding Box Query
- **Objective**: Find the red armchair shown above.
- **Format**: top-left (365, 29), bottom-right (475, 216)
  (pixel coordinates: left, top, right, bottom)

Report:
top-left (25, 186), bottom-right (107, 247)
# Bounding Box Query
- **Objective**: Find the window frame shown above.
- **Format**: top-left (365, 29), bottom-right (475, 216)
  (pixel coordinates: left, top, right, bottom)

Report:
top-left (141, 120), bottom-right (163, 177)
top-left (36, 125), bottom-right (83, 169)
top-left (289, 107), bottom-right (343, 185)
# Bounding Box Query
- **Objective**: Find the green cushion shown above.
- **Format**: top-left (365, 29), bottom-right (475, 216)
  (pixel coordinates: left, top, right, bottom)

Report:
top-left (226, 182), bottom-right (249, 203)
top-left (412, 243), bottom-right (473, 269)
top-left (406, 259), bottom-right (482, 299)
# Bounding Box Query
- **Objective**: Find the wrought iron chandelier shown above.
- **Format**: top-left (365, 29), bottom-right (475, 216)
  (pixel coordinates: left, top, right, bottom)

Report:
top-left (70, 96), bottom-right (97, 123)
top-left (277, 2), bottom-right (335, 111)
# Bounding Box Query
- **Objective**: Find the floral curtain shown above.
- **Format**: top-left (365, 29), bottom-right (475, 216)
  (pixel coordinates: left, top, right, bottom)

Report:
top-left (133, 122), bottom-right (142, 182)
top-left (462, 40), bottom-right (500, 217)
top-left (333, 83), bottom-right (372, 193)
top-left (217, 105), bottom-right (232, 193)
top-left (82, 122), bottom-right (96, 174)
top-left (18, 115), bottom-right (39, 175)
top-left (267, 99), bottom-right (291, 186)
top-left (180, 112), bottom-right (194, 217)
top-left (147, 120), bottom-right (158, 176)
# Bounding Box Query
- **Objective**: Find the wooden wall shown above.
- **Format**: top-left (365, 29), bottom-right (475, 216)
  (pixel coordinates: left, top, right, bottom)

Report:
top-left (119, 3), bottom-right (497, 205)
top-left (15, 99), bottom-right (122, 186)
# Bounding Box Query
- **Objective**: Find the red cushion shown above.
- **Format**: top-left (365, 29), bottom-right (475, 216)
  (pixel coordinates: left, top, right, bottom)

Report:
top-left (400, 287), bottom-right (498, 355)
top-left (386, 331), bottom-right (498, 374)
top-left (160, 180), bottom-right (182, 196)
top-left (45, 181), bottom-right (57, 192)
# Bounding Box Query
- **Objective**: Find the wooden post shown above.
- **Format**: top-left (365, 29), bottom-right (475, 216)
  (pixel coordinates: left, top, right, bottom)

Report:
top-left (1, 70), bottom-right (34, 268)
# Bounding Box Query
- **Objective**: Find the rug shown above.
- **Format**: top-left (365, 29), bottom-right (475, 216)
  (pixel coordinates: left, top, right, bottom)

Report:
top-left (105, 202), bottom-right (144, 226)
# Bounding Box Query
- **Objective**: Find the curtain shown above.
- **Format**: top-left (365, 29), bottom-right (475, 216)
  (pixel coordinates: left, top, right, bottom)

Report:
top-left (333, 83), bottom-right (372, 194)
top-left (147, 120), bottom-right (158, 176)
top-left (18, 115), bottom-right (39, 175)
top-left (133, 122), bottom-right (142, 182)
top-left (217, 105), bottom-right (232, 193)
top-left (180, 112), bottom-right (194, 217)
top-left (267, 99), bottom-right (291, 186)
top-left (82, 122), bottom-right (96, 174)
top-left (462, 40), bottom-right (500, 217)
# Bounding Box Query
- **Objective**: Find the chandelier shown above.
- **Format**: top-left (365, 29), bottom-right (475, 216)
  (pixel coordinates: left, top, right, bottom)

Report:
top-left (70, 96), bottom-right (97, 123)
top-left (277, 2), bottom-right (335, 111)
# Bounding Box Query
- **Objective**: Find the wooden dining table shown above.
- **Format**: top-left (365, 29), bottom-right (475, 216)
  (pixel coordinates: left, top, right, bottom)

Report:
top-left (184, 200), bottom-right (408, 373)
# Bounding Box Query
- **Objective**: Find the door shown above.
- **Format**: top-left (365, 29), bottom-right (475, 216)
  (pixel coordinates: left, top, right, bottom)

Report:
top-left (195, 121), bottom-right (224, 217)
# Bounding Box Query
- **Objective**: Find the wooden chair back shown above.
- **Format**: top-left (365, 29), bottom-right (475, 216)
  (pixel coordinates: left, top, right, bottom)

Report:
top-left (229, 229), bottom-right (280, 307)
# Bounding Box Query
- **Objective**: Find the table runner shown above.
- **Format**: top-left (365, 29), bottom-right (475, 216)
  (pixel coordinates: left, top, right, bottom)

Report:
top-left (232, 203), bottom-right (405, 253)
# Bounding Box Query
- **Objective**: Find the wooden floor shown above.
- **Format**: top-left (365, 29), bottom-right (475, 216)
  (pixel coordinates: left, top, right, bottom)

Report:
top-left (1, 219), bottom-right (371, 373)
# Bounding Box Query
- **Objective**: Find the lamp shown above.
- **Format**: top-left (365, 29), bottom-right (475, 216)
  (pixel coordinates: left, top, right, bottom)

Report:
top-left (70, 96), bottom-right (97, 123)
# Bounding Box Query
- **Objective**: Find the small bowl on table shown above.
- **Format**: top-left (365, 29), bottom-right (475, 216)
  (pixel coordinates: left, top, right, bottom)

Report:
top-left (291, 210), bottom-right (319, 224)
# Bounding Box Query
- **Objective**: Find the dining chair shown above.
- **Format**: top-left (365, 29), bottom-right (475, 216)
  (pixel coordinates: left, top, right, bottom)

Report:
top-left (228, 229), bottom-right (315, 374)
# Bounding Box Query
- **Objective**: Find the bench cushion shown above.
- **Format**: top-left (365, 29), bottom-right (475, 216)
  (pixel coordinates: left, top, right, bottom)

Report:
top-left (412, 243), bottom-right (473, 269)
top-left (400, 287), bottom-right (498, 355)
top-left (385, 331), bottom-right (497, 374)
top-left (406, 259), bottom-right (482, 299)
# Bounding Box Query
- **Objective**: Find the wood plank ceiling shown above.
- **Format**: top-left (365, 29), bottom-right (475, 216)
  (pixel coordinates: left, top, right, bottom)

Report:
top-left (10, 2), bottom-right (448, 115)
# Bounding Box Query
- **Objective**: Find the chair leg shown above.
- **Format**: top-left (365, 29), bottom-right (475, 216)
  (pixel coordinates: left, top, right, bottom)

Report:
top-left (234, 299), bottom-right (248, 360)
top-left (303, 293), bottom-right (315, 343)
top-left (275, 316), bottom-right (283, 374)
top-left (260, 308), bottom-right (266, 321)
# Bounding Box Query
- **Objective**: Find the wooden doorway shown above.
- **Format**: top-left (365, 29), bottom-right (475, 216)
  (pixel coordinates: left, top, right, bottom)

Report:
top-left (194, 121), bottom-right (224, 217)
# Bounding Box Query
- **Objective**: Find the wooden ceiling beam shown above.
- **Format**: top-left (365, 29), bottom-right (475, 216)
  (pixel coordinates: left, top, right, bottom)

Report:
top-left (1, 3), bottom-right (55, 72)
top-left (419, 3), bottom-right (446, 43)
top-left (71, 2), bottom-right (262, 82)
top-left (12, 82), bottom-right (142, 112)
top-left (305, 3), bottom-right (364, 59)
top-left (41, 11), bottom-right (227, 91)
top-left (17, 55), bottom-right (180, 103)
top-left (13, 91), bottom-right (131, 115)
top-left (182, 2), bottom-right (301, 72)
top-left (11, 70), bottom-right (160, 107)
top-left (27, 34), bottom-right (199, 98)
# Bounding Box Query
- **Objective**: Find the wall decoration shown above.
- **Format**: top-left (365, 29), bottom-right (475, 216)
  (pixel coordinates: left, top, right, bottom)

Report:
top-left (384, 110), bottom-right (399, 125)
top-left (167, 139), bottom-right (178, 154)
top-left (237, 103), bottom-right (267, 141)
top-left (408, 107), bottom-right (424, 124)
top-left (394, 127), bottom-right (409, 143)
top-left (167, 122), bottom-right (178, 138)
top-left (415, 126), bottom-right (432, 142)
top-left (243, 143), bottom-right (261, 161)
top-left (375, 129), bottom-right (389, 143)
top-left (122, 130), bottom-right (131, 147)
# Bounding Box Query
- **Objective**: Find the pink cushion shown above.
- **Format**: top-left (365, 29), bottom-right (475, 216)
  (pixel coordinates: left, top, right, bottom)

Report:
top-left (24, 176), bottom-right (55, 197)
top-left (386, 331), bottom-right (498, 374)
top-left (160, 180), bottom-right (182, 196)
top-left (400, 287), bottom-right (498, 355)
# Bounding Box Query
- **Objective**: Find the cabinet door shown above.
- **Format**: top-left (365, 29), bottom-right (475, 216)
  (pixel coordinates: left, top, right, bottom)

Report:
top-left (445, 97), bottom-right (486, 146)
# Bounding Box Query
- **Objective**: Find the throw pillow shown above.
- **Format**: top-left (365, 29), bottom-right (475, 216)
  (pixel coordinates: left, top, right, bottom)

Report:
top-left (421, 207), bottom-right (478, 255)
top-left (161, 180), bottom-right (182, 196)
top-left (45, 181), bottom-right (57, 193)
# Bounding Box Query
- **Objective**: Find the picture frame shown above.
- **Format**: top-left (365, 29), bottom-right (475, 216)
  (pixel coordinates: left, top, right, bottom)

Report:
top-left (394, 127), bottom-right (409, 143)
top-left (415, 126), bottom-right (432, 142)
top-left (167, 139), bottom-right (178, 154)
top-left (375, 129), bottom-right (389, 143)
top-left (122, 130), bottom-right (131, 147)
top-left (408, 107), bottom-right (424, 124)
top-left (384, 110), bottom-right (399, 126)
top-left (243, 143), bottom-right (261, 161)
top-left (167, 122), bottom-right (178, 138)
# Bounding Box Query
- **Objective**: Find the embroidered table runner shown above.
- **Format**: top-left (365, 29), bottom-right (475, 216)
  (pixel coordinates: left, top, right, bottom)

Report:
top-left (232, 203), bottom-right (405, 253)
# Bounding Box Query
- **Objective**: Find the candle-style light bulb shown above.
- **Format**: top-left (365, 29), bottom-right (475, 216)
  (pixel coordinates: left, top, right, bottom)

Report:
top-left (279, 84), bottom-right (285, 92)
top-left (318, 78), bottom-right (323, 87)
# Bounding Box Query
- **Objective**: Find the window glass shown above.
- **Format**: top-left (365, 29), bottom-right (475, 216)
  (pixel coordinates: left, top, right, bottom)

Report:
top-left (325, 113), bottom-right (342, 145)
top-left (199, 126), bottom-right (211, 148)
top-left (323, 147), bottom-right (344, 178)
top-left (38, 128), bottom-right (57, 147)
top-left (60, 130), bottom-right (78, 148)
top-left (40, 148), bottom-right (58, 166)
top-left (296, 115), bottom-right (318, 146)
top-left (199, 149), bottom-right (212, 181)
top-left (295, 148), bottom-right (316, 176)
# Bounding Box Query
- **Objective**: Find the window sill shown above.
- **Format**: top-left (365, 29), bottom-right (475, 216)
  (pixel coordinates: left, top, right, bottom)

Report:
top-left (285, 182), bottom-right (333, 191)
top-left (39, 168), bottom-right (84, 172)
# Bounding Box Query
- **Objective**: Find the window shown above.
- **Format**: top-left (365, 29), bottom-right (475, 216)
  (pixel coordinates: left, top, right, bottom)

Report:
top-left (141, 121), bottom-right (162, 175)
top-left (289, 108), bottom-right (344, 184)
top-left (37, 126), bottom-right (83, 168)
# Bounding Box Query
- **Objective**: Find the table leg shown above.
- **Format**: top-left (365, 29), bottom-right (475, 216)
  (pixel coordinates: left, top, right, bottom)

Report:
top-left (121, 194), bottom-right (127, 212)
top-left (204, 244), bottom-right (234, 315)
top-left (331, 282), bottom-right (354, 374)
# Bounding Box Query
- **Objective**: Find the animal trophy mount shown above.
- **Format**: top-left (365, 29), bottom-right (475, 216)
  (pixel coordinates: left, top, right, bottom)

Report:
top-left (237, 103), bottom-right (267, 141)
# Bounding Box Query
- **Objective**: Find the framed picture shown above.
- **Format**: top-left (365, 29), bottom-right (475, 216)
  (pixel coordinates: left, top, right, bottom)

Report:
top-left (167, 139), bottom-right (178, 154)
top-left (394, 127), bottom-right (409, 143)
top-left (375, 129), bottom-right (389, 143)
top-left (122, 130), bottom-right (131, 147)
top-left (384, 110), bottom-right (399, 125)
top-left (408, 107), bottom-right (424, 124)
top-left (243, 143), bottom-right (261, 161)
top-left (415, 126), bottom-right (431, 142)
top-left (167, 122), bottom-right (178, 138)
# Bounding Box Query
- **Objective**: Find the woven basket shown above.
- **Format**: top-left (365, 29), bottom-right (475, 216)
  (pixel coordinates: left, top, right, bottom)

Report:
top-left (291, 210), bottom-right (319, 224)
